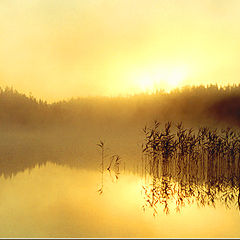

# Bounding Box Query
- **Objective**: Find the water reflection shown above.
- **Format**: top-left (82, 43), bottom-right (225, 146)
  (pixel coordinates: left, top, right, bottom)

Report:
top-left (0, 160), bottom-right (240, 237)
top-left (142, 174), bottom-right (240, 216)
top-left (141, 122), bottom-right (240, 215)
top-left (97, 139), bottom-right (122, 195)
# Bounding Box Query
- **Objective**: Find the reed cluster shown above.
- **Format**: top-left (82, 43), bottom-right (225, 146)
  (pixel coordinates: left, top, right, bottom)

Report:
top-left (141, 121), bottom-right (240, 215)
top-left (143, 121), bottom-right (240, 179)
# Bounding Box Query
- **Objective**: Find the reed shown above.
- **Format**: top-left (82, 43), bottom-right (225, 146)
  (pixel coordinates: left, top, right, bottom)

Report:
top-left (141, 121), bottom-right (240, 215)
top-left (107, 154), bottom-right (121, 180)
top-left (97, 139), bottom-right (105, 195)
top-left (142, 121), bottom-right (240, 179)
top-left (97, 140), bottom-right (121, 194)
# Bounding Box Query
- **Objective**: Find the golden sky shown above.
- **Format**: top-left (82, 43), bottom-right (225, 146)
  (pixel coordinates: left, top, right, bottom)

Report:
top-left (0, 0), bottom-right (240, 101)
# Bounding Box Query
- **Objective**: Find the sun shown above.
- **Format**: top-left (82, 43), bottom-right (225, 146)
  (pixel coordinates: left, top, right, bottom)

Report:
top-left (128, 65), bottom-right (188, 95)
top-left (138, 74), bottom-right (155, 92)
top-left (135, 67), bottom-right (187, 93)
top-left (165, 68), bottom-right (187, 92)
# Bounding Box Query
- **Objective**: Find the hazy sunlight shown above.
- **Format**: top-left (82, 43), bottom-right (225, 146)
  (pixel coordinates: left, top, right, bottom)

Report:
top-left (1, 1), bottom-right (240, 238)
top-left (131, 65), bottom-right (188, 94)
top-left (1, 0), bottom-right (240, 100)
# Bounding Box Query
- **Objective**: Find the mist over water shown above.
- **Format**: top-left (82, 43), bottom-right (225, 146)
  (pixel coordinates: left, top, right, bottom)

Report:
top-left (1, 85), bottom-right (240, 237)
top-left (1, 0), bottom-right (240, 236)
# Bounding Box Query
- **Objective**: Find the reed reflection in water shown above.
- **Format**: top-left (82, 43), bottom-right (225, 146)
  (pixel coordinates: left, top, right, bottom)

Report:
top-left (141, 121), bottom-right (240, 215)
top-left (0, 162), bottom-right (240, 237)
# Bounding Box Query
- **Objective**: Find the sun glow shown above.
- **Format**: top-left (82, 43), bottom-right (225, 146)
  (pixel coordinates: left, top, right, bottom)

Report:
top-left (139, 75), bottom-right (155, 92)
top-left (131, 66), bottom-right (188, 94)
top-left (165, 67), bottom-right (187, 92)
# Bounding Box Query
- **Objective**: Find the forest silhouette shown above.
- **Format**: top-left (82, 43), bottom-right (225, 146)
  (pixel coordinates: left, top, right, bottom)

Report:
top-left (0, 84), bottom-right (240, 178)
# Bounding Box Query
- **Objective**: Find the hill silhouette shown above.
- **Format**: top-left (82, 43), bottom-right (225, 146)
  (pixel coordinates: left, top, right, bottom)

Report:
top-left (0, 84), bottom-right (240, 177)
top-left (1, 84), bottom-right (240, 128)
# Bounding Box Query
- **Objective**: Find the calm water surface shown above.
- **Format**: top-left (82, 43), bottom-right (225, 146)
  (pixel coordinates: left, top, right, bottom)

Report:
top-left (0, 162), bottom-right (239, 238)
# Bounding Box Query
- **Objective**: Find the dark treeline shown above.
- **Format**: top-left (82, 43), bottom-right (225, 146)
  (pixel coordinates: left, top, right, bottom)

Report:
top-left (1, 84), bottom-right (240, 128)
top-left (1, 84), bottom-right (240, 178)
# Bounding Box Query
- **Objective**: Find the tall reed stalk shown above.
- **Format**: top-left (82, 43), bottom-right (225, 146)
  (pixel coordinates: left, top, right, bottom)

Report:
top-left (141, 121), bottom-right (240, 215)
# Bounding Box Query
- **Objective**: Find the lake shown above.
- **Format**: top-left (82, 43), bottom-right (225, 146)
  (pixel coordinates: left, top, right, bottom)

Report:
top-left (0, 160), bottom-right (239, 238)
